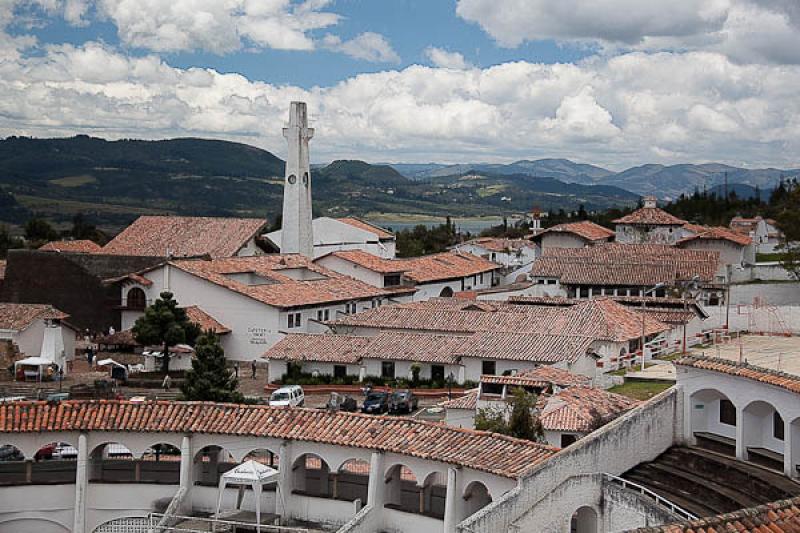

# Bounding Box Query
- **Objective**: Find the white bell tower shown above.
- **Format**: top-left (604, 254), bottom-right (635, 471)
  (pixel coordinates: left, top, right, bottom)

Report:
top-left (281, 101), bottom-right (314, 258)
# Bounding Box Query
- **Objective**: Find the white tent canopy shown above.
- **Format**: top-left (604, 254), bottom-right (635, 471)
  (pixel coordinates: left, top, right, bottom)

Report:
top-left (214, 460), bottom-right (279, 532)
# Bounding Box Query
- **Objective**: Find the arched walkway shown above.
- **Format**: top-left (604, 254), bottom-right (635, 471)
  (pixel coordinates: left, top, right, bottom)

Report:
top-left (243, 448), bottom-right (279, 469)
top-left (0, 444), bottom-right (26, 485)
top-left (31, 442), bottom-right (77, 484)
top-left (139, 443), bottom-right (181, 484)
top-left (292, 453), bottom-right (331, 498)
top-left (384, 464), bottom-right (447, 519)
top-left (570, 506), bottom-right (598, 533)
top-left (193, 445), bottom-right (237, 486)
top-left (689, 389), bottom-right (737, 456)
top-left (89, 442), bottom-right (134, 483)
top-left (336, 458), bottom-right (370, 503)
top-left (742, 400), bottom-right (785, 471)
top-left (463, 480), bottom-right (492, 517)
top-left (439, 287), bottom-right (454, 298)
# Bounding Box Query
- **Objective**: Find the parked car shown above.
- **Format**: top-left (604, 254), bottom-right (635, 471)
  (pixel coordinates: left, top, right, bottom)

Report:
top-left (389, 390), bottom-right (419, 414)
top-left (362, 392), bottom-right (389, 414)
top-left (53, 444), bottom-right (78, 460)
top-left (269, 385), bottom-right (305, 407)
top-left (0, 445), bottom-right (23, 462)
top-left (326, 392), bottom-right (358, 412)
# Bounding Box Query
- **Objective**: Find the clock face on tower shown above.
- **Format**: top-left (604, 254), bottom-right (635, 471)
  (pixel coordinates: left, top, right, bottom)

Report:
top-left (287, 174), bottom-right (296, 184)
top-left (302, 172), bottom-right (309, 186)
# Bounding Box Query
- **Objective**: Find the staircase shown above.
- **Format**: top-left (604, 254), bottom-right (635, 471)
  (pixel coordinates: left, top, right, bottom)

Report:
top-left (622, 446), bottom-right (800, 519)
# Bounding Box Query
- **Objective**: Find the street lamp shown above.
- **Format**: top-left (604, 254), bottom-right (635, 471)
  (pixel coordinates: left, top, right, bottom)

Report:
top-left (640, 282), bottom-right (666, 371)
top-left (680, 275), bottom-right (701, 355)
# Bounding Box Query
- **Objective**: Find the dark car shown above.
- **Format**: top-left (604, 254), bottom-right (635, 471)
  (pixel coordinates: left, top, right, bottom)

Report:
top-left (389, 390), bottom-right (419, 414)
top-left (361, 392), bottom-right (389, 414)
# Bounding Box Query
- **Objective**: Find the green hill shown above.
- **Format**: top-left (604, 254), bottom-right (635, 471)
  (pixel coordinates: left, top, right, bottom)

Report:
top-left (0, 136), bottom-right (639, 232)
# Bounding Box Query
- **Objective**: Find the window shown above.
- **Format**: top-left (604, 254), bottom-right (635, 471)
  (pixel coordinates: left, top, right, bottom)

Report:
top-left (344, 302), bottom-right (358, 315)
top-left (560, 434), bottom-right (578, 448)
top-left (579, 286), bottom-right (590, 298)
top-left (774, 411), bottom-right (785, 441)
top-left (316, 309), bottom-right (330, 322)
top-left (719, 399), bottom-right (736, 426)
top-left (334, 365), bottom-right (347, 379)
top-left (381, 361), bottom-right (395, 379)
top-left (431, 365), bottom-right (445, 382)
top-left (480, 272), bottom-right (485, 284)
top-left (288, 312), bottom-right (302, 328)
top-left (384, 274), bottom-right (401, 287)
top-left (482, 360), bottom-right (496, 376)
top-left (126, 288), bottom-right (146, 310)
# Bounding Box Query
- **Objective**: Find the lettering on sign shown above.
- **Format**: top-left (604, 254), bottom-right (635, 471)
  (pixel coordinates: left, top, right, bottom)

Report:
top-left (248, 327), bottom-right (271, 345)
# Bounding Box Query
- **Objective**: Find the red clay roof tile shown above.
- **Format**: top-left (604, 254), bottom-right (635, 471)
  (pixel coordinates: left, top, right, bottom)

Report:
top-left (39, 240), bottom-right (102, 253)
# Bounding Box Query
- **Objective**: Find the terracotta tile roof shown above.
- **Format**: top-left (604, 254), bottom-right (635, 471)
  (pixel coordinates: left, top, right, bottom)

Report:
top-left (362, 332), bottom-right (467, 364)
top-left (0, 260), bottom-right (5, 280)
top-left (613, 207), bottom-right (688, 226)
top-left (394, 251), bottom-right (500, 284)
top-left (440, 390), bottom-right (479, 410)
top-left (102, 216), bottom-right (267, 258)
top-left (535, 221), bottom-right (615, 243)
top-left (266, 332), bottom-right (470, 365)
top-left (539, 387), bottom-right (640, 433)
top-left (0, 400), bottom-right (556, 479)
top-left (630, 496), bottom-right (800, 532)
top-left (480, 367), bottom-right (592, 389)
top-left (183, 306), bottom-right (231, 334)
top-left (337, 218), bottom-right (395, 240)
top-left (333, 298), bottom-right (668, 343)
top-left (535, 243), bottom-right (720, 284)
top-left (0, 303), bottom-right (69, 332)
top-left (323, 250), bottom-right (409, 273)
top-left (39, 240), bottom-right (102, 253)
top-left (169, 255), bottom-right (403, 309)
top-left (677, 225), bottom-right (753, 247)
top-left (460, 237), bottom-right (536, 253)
top-left (510, 296), bottom-right (704, 325)
top-left (265, 334), bottom-right (371, 364)
top-left (458, 332), bottom-right (596, 363)
top-left (676, 355), bottom-right (800, 395)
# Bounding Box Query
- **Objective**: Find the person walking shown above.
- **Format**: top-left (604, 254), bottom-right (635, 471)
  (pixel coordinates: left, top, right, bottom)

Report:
top-left (234, 362), bottom-right (239, 379)
top-left (162, 374), bottom-right (172, 392)
top-left (251, 360), bottom-right (257, 379)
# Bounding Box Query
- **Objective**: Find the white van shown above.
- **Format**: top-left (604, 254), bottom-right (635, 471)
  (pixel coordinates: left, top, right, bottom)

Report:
top-left (269, 385), bottom-right (305, 407)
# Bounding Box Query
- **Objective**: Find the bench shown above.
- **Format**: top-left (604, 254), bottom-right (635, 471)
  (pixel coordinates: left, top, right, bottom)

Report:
top-left (694, 432), bottom-right (735, 447)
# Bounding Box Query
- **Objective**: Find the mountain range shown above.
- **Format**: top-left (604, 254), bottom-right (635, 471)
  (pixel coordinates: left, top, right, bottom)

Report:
top-left (389, 159), bottom-right (799, 199)
top-left (0, 136), bottom-right (637, 232)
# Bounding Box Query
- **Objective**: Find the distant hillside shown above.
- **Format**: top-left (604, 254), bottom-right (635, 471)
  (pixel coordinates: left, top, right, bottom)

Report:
top-left (0, 136), bottom-right (640, 232)
top-left (392, 159), bottom-right (800, 198)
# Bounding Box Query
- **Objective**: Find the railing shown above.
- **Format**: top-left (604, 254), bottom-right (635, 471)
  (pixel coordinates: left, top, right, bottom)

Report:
top-left (603, 473), bottom-right (697, 522)
top-left (147, 513), bottom-right (310, 533)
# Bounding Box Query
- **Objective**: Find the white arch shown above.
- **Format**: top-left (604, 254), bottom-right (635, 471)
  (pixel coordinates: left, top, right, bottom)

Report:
top-left (570, 505), bottom-right (599, 533)
top-left (0, 518), bottom-right (70, 533)
top-left (384, 462), bottom-right (421, 485)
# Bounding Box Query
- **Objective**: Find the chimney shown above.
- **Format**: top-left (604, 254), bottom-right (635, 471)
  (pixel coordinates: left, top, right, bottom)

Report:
top-left (643, 195), bottom-right (657, 209)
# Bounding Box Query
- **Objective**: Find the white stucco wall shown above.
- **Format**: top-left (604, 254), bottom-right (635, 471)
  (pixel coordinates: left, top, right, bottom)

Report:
top-left (616, 224), bottom-right (681, 245)
top-left (540, 233), bottom-right (589, 250)
top-left (315, 256), bottom-right (387, 288)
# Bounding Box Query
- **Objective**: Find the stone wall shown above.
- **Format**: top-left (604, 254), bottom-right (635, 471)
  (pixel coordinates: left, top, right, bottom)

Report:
top-left (457, 387), bottom-right (681, 533)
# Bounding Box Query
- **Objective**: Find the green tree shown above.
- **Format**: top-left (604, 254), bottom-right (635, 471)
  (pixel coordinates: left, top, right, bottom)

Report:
top-left (24, 217), bottom-right (58, 244)
top-left (180, 332), bottom-right (243, 402)
top-left (69, 213), bottom-right (107, 243)
top-left (132, 291), bottom-right (200, 373)
top-left (507, 388), bottom-right (544, 442)
top-left (474, 388), bottom-right (544, 442)
top-left (775, 185), bottom-right (800, 280)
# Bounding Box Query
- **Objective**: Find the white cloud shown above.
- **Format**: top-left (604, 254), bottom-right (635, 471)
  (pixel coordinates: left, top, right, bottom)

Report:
top-left (424, 47), bottom-right (471, 69)
top-left (322, 32), bottom-right (400, 63)
top-left (1, 39), bottom-right (799, 169)
top-left (455, 0), bottom-right (800, 65)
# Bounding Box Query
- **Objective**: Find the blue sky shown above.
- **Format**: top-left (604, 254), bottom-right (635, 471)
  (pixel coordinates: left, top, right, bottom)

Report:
top-left (1, 0), bottom-right (799, 168)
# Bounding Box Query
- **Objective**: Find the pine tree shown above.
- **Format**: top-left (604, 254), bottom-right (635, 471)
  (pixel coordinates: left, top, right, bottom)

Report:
top-left (132, 291), bottom-right (200, 374)
top-left (180, 332), bottom-right (243, 403)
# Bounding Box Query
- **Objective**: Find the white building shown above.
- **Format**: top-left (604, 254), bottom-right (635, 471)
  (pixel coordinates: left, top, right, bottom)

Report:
top-left (677, 225), bottom-right (756, 275)
top-left (0, 303), bottom-right (76, 374)
top-left (614, 197), bottom-right (690, 245)
top-left (316, 250), bottom-right (499, 300)
top-left (265, 217), bottom-right (397, 259)
top-left (329, 297), bottom-right (671, 375)
top-left (114, 255), bottom-right (412, 362)
top-left (531, 220), bottom-right (615, 251)
top-left (730, 216), bottom-right (783, 254)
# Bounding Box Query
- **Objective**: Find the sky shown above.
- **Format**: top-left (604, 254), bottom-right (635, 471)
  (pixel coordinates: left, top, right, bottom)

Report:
top-left (1, 0), bottom-right (799, 169)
